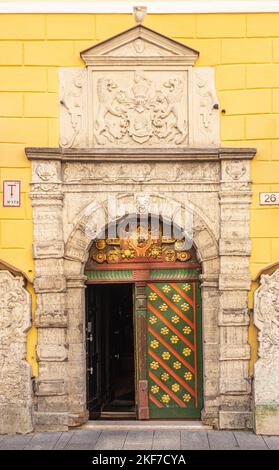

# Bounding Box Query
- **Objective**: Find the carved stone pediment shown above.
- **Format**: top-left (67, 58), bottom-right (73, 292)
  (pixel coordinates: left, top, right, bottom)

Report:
top-left (80, 25), bottom-right (199, 66)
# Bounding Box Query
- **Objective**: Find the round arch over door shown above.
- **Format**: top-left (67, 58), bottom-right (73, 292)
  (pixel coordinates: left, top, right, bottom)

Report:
top-left (84, 216), bottom-right (203, 420)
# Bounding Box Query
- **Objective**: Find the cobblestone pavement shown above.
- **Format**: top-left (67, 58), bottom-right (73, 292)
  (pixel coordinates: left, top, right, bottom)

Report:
top-left (0, 428), bottom-right (279, 450)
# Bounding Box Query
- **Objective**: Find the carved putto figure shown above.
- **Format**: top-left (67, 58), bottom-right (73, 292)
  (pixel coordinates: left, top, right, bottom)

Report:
top-left (94, 71), bottom-right (188, 146)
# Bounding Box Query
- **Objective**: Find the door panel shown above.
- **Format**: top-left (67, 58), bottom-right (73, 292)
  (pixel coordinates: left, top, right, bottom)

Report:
top-left (146, 281), bottom-right (203, 418)
top-left (86, 285), bottom-right (103, 418)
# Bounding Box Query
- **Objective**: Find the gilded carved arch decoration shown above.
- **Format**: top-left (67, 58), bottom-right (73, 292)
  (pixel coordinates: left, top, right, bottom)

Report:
top-left (64, 193), bottom-right (219, 277)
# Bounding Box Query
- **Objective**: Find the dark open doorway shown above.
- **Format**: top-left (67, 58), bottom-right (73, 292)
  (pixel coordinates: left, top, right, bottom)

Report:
top-left (86, 283), bottom-right (135, 419)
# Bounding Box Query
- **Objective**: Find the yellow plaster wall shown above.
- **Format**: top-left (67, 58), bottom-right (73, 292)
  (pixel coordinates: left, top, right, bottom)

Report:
top-left (1, 12), bottom-right (279, 376)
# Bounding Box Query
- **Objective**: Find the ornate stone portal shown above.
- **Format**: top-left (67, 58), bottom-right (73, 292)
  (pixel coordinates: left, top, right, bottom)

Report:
top-left (25, 23), bottom-right (256, 431)
top-left (254, 269), bottom-right (279, 434)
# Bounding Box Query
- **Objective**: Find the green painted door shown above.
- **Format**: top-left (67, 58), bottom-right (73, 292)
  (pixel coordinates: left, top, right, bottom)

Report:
top-left (146, 281), bottom-right (203, 418)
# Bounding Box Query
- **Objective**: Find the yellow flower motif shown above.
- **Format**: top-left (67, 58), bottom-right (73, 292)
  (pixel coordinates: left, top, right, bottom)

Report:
top-left (172, 383), bottom-right (180, 392)
top-left (159, 303), bottom-right (168, 311)
top-left (150, 340), bottom-right (159, 349)
top-left (172, 294), bottom-right (181, 303)
top-left (161, 394), bottom-right (170, 404)
top-left (173, 361), bottom-right (182, 370)
top-left (183, 326), bottom-right (191, 335)
top-left (150, 361), bottom-right (159, 370)
top-left (149, 315), bottom-right (157, 325)
top-left (183, 393), bottom-right (191, 402)
top-left (184, 372), bottom-right (193, 381)
top-left (160, 327), bottom-right (169, 336)
top-left (171, 315), bottom-right (180, 324)
top-left (161, 373), bottom-right (169, 382)
top-left (181, 303), bottom-right (190, 311)
top-left (162, 285), bottom-right (171, 293)
top-left (170, 335), bottom-right (179, 344)
top-left (183, 283), bottom-right (191, 292)
top-left (151, 385), bottom-right (159, 394)
top-left (183, 347), bottom-right (191, 357)
top-left (162, 351), bottom-right (171, 360)
top-left (149, 292), bottom-right (157, 301)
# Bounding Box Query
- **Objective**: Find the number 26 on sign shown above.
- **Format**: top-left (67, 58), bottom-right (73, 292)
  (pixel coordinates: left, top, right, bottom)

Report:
top-left (260, 192), bottom-right (279, 205)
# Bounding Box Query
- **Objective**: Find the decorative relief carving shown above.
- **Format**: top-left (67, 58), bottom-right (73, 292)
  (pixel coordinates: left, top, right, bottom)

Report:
top-left (59, 69), bottom-right (86, 148)
top-left (63, 162), bottom-right (219, 184)
top-left (225, 161), bottom-right (247, 180)
top-left (59, 26), bottom-right (220, 149)
top-left (86, 221), bottom-right (195, 267)
top-left (254, 270), bottom-right (279, 363)
top-left (254, 269), bottom-right (279, 434)
top-left (135, 193), bottom-right (150, 214)
top-left (31, 183), bottom-right (61, 193)
top-left (93, 71), bottom-right (188, 146)
top-left (35, 163), bottom-right (56, 181)
top-left (0, 271), bottom-right (32, 434)
top-left (192, 68), bottom-right (220, 147)
top-left (109, 39), bottom-right (171, 57)
top-left (32, 162), bottom-right (61, 184)
top-left (80, 24), bottom-right (199, 67)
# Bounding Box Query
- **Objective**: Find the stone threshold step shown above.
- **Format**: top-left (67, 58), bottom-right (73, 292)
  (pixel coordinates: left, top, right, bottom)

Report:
top-left (78, 420), bottom-right (213, 431)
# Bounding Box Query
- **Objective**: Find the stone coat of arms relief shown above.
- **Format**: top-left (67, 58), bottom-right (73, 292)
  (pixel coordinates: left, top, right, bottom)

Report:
top-left (94, 72), bottom-right (188, 146)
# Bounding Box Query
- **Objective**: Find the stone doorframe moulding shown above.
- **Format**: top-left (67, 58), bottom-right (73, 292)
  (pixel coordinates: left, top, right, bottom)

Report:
top-left (25, 146), bottom-right (256, 432)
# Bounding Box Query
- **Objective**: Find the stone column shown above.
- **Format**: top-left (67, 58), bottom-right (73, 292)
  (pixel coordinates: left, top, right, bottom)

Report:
top-left (31, 160), bottom-right (68, 431)
top-left (218, 155), bottom-right (253, 429)
top-left (254, 269), bottom-right (279, 435)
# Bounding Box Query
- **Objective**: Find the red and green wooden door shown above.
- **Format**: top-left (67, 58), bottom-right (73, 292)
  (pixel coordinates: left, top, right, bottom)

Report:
top-left (146, 281), bottom-right (203, 418)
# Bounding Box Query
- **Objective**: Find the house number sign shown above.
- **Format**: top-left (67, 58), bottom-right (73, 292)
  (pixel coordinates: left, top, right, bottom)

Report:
top-left (3, 180), bottom-right (21, 207)
top-left (260, 192), bottom-right (279, 206)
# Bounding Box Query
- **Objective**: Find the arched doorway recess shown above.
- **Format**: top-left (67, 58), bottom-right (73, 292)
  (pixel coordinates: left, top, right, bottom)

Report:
top-left (84, 215), bottom-right (203, 420)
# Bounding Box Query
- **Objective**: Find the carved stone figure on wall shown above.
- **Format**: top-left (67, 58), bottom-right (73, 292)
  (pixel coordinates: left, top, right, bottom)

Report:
top-left (60, 69), bottom-right (85, 148)
top-left (94, 78), bottom-right (124, 145)
top-left (254, 269), bottom-right (279, 435)
top-left (0, 270), bottom-right (32, 434)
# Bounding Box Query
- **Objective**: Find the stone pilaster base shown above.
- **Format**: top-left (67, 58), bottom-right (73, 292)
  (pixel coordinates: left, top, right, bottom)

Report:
top-left (34, 409), bottom-right (89, 432)
top-left (0, 405), bottom-right (33, 435)
top-left (254, 405), bottom-right (279, 435)
top-left (219, 410), bottom-right (253, 429)
top-left (34, 412), bottom-right (69, 432)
